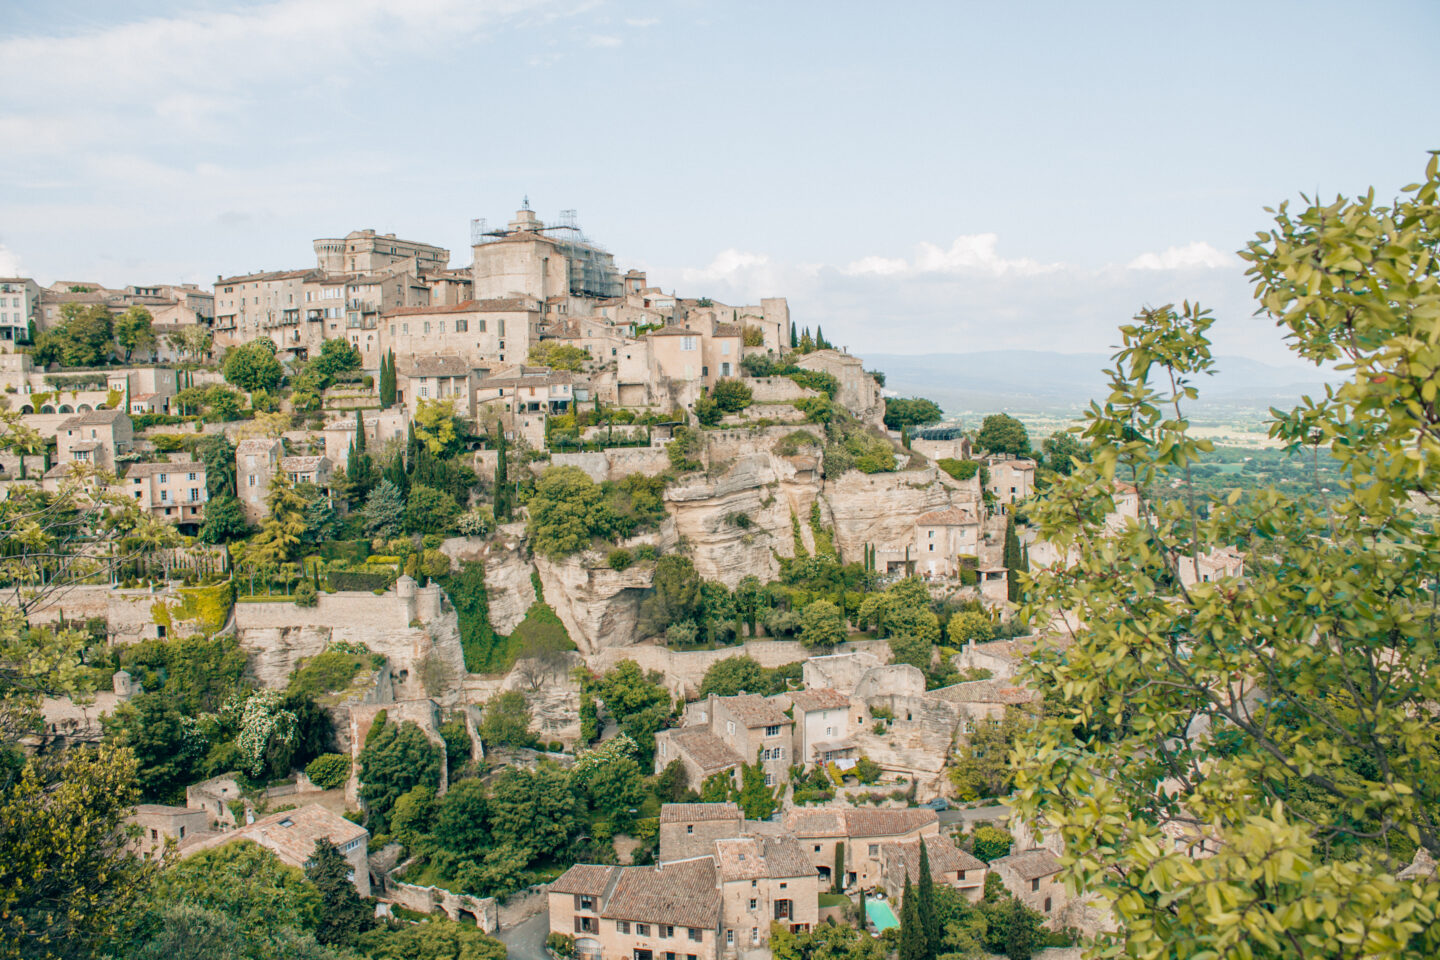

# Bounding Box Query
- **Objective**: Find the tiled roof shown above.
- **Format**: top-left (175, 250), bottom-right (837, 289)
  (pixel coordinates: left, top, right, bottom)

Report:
top-left (665, 730), bottom-right (743, 775)
top-left (788, 808), bottom-right (938, 839)
top-left (384, 297), bottom-right (536, 317)
top-left (712, 323), bottom-right (741, 337)
top-left (916, 507), bottom-right (979, 526)
top-left (784, 810), bottom-right (846, 838)
top-left (550, 863), bottom-right (618, 896)
top-left (937, 679), bottom-right (1036, 705)
top-left (720, 694), bottom-right (791, 729)
top-left (646, 325), bottom-right (696, 338)
top-left (61, 409), bottom-right (128, 428)
top-left (398, 355), bottom-right (473, 378)
top-left (994, 848), bottom-right (1061, 881)
top-left (124, 461), bottom-right (203, 477)
top-left (280, 456), bottom-right (328, 472)
top-left (883, 834), bottom-right (985, 884)
top-left (787, 688), bottom-right (851, 713)
top-left (134, 803), bottom-right (193, 816)
top-left (187, 803), bottom-right (367, 867)
top-left (714, 837), bottom-right (815, 881)
top-left (601, 858), bottom-right (721, 929)
top-left (659, 802), bottom-right (741, 824)
top-left (217, 268), bottom-right (315, 284)
top-left (235, 438), bottom-right (282, 455)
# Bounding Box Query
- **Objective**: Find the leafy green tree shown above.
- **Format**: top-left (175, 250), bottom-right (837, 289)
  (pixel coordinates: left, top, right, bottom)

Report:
top-left (390, 783), bottom-right (437, 850)
top-left (356, 915), bottom-right (506, 960)
top-left (637, 555), bottom-right (702, 637)
top-left (883, 397), bottom-right (944, 431)
top-left (305, 753), bottom-right (351, 790)
top-left (223, 338), bottom-right (284, 393)
top-left (798, 599), bottom-right (846, 650)
top-left (101, 693), bottom-right (207, 801)
top-left (0, 747), bottom-right (161, 959)
top-left (700, 656), bottom-right (766, 698)
top-left (1016, 160), bottom-right (1440, 960)
top-left (711, 379), bottom-right (753, 413)
top-left (33, 303), bottom-right (114, 366)
top-left (888, 633), bottom-right (932, 673)
top-left (403, 484), bottom-right (460, 536)
top-left (700, 771), bottom-right (732, 803)
top-left (528, 341), bottom-right (589, 371)
top-left (199, 492), bottom-right (249, 544)
top-left (114, 304), bottom-right (156, 361)
top-left (486, 764), bottom-right (575, 858)
top-left (735, 751), bottom-right (777, 820)
top-left (305, 837), bottom-right (372, 946)
top-left (199, 435), bottom-right (237, 497)
top-left (240, 470), bottom-right (308, 569)
top-left (204, 384), bottom-right (246, 421)
top-left (526, 466), bottom-right (614, 558)
top-left (433, 777), bottom-right (490, 856)
top-left (358, 715), bottom-right (441, 830)
top-left (587, 661), bottom-right (673, 765)
top-left (478, 690), bottom-right (536, 749)
top-left (974, 413), bottom-right (1029, 456)
top-left (950, 709), bottom-right (1026, 801)
top-left (361, 479), bottom-right (405, 539)
top-left (946, 610), bottom-right (994, 645)
top-left (969, 824), bottom-right (1012, 863)
top-left (413, 398), bottom-right (464, 457)
top-left (1039, 430), bottom-right (1088, 476)
top-left (310, 338), bottom-right (361, 383)
top-left (655, 759), bottom-right (690, 802)
top-left (693, 392), bottom-right (721, 427)
top-left (579, 753), bottom-right (646, 820)
top-left (771, 922), bottom-right (887, 960)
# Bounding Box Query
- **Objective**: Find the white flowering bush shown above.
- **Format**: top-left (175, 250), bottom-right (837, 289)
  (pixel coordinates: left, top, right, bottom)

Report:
top-left (233, 689), bottom-right (298, 778)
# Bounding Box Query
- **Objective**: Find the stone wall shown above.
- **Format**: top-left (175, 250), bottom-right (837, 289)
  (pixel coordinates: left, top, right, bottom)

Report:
top-left (586, 638), bottom-right (890, 699)
top-left (541, 447), bottom-right (671, 483)
top-left (381, 861), bottom-right (498, 931)
top-left (744, 376), bottom-right (817, 403)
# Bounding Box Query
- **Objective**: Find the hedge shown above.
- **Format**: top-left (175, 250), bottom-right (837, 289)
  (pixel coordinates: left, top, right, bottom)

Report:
top-left (319, 540), bottom-right (371, 565)
top-left (327, 570), bottom-right (394, 592)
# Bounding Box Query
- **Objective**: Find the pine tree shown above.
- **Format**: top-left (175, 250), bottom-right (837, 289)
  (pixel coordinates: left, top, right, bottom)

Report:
top-left (899, 876), bottom-right (926, 960)
top-left (917, 838), bottom-right (938, 959)
top-left (305, 837), bottom-right (372, 946)
top-left (1003, 513), bottom-right (1023, 602)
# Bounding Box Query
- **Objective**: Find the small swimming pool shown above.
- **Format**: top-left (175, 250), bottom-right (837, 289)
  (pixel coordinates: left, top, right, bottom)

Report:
top-left (865, 898), bottom-right (900, 932)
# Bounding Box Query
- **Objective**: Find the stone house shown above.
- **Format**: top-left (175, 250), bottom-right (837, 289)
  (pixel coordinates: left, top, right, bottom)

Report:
top-left (0, 277), bottom-right (40, 342)
top-left (236, 437), bottom-right (284, 521)
top-left (1177, 546), bottom-right (1245, 586)
top-left (56, 409), bottom-right (133, 469)
top-left (212, 269), bottom-right (315, 356)
top-left (784, 807), bottom-right (939, 891)
top-left (911, 507), bottom-right (982, 579)
top-left (475, 365), bottom-right (580, 447)
top-left (320, 407), bottom-right (408, 470)
top-left (549, 857), bottom-right (722, 960)
top-left (280, 455), bottom-right (332, 492)
top-left (713, 835), bottom-right (819, 951)
top-left (781, 687), bottom-right (856, 766)
top-left (382, 299), bottom-right (536, 373)
top-left (119, 460), bottom-right (207, 532)
top-left (985, 455), bottom-right (1036, 505)
top-left (659, 694), bottom-right (794, 788)
top-left (878, 833), bottom-right (987, 903)
top-left (990, 848), bottom-right (1064, 918)
top-left (653, 728), bottom-right (744, 794)
top-left (128, 803), bottom-right (211, 858)
top-left (396, 355), bottom-right (477, 418)
top-left (186, 773), bottom-right (245, 831)
top-left (792, 350), bottom-right (885, 426)
top-left (658, 803), bottom-right (744, 862)
top-left (183, 803), bottom-right (372, 896)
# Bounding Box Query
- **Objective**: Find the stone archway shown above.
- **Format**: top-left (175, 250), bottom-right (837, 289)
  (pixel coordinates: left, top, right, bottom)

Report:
top-left (77, 403), bottom-right (93, 412)
top-left (58, 404), bottom-right (73, 413)
top-left (19, 405), bottom-right (32, 414)
top-left (40, 404), bottom-right (55, 414)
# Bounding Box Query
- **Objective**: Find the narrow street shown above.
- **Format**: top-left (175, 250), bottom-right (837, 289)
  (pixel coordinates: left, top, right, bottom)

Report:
top-left (497, 907), bottom-right (550, 960)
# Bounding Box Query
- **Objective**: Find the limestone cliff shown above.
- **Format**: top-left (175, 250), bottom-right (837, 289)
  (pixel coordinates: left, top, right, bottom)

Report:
top-left (533, 553), bottom-right (654, 655)
top-left (824, 464), bottom-right (957, 560)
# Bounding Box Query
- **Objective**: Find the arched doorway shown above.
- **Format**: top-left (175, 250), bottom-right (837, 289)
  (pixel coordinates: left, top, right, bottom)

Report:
top-left (58, 404), bottom-right (73, 413)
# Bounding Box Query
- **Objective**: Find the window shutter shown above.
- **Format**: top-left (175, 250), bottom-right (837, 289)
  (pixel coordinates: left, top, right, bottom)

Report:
top-left (574, 917), bottom-right (582, 934)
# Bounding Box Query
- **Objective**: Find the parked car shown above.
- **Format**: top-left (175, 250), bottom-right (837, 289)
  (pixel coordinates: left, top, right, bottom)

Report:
top-left (922, 797), bottom-right (950, 811)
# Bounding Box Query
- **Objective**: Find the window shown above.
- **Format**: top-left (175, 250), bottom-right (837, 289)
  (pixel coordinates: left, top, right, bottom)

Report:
top-left (725, 931), bottom-right (734, 946)
top-left (159, 490), bottom-right (168, 502)
top-left (814, 845), bottom-right (821, 852)
top-left (248, 475), bottom-right (257, 488)
top-left (1044, 897), bottom-right (1052, 912)
top-left (636, 924), bottom-right (650, 937)
top-left (686, 824), bottom-right (693, 834)
top-left (688, 929), bottom-right (701, 943)
top-left (187, 472), bottom-right (197, 481)
top-left (456, 318), bottom-right (468, 332)
top-left (682, 336), bottom-right (696, 351)
top-left (661, 926), bottom-right (673, 938)
top-left (869, 844), bottom-right (879, 856)
top-left (579, 895), bottom-right (593, 911)
top-left (748, 899), bottom-right (757, 911)
top-left (1031, 879), bottom-right (1040, 892)
top-left (189, 488), bottom-right (199, 502)
top-left (958, 870), bottom-right (966, 881)
top-left (764, 773), bottom-right (774, 786)
top-left (765, 725), bottom-right (780, 737)
top-left (617, 921), bottom-right (631, 934)
top-left (727, 720), bottom-right (735, 735)
top-left (751, 928), bottom-right (759, 945)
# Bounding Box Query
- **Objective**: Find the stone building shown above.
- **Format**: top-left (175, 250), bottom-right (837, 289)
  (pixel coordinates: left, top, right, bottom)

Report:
top-left (212, 269), bottom-right (314, 355)
top-left (793, 350), bottom-right (884, 426)
top-left (119, 460), bottom-right (207, 532)
top-left (656, 694), bottom-right (794, 789)
top-left (0, 277), bottom-right (41, 342)
top-left (313, 229), bottom-right (449, 276)
top-left (471, 204), bottom-right (622, 302)
top-left (128, 803), bottom-right (211, 858)
top-left (713, 835), bottom-right (819, 951)
top-left (1177, 546), bottom-right (1245, 586)
top-left (474, 365), bottom-right (580, 447)
top-left (236, 437), bottom-right (284, 521)
top-left (990, 848), bottom-right (1064, 918)
top-left (320, 408), bottom-right (408, 470)
top-left (549, 858), bottom-right (722, 960)
top-left (396, 356), bottom-right (477, 418)
top-left (55, 409), bottom-right (133, 469)
top-left (183, 804), bottom-right (372, 896)
top-left (911, 506), bottom-right (982, 579)
top-left (985, 455), bottom-right (1036, 505)
top-left (658, 803), bottom-right (743, 862)
top-left (280, 455), bottom-right (332, 492)
top-left (380, 299), bottom-right (536, 373)
top-left (784, 807), bottom-right (939, 891)
top-left (878, 833), bottom-right (987, 902)
top-left (781, 687), bottom-right (855, 767)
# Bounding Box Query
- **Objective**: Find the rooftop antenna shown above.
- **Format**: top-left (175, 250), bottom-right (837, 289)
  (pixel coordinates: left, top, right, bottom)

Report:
top-left (522, 195), bottom-right (531, 210)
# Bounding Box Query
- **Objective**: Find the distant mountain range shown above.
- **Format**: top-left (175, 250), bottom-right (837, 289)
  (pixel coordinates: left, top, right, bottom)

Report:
top-left (865, 350), bottom-right (1339, 419)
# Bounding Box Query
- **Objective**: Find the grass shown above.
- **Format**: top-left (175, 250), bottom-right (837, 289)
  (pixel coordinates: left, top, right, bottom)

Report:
top-left (819, 893), bottom-right (850, 907)
top-left (288, 648), bottom-right (372, 701)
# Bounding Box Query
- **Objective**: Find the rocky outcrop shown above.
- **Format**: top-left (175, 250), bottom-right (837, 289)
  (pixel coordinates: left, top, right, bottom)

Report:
top-left (483, 538), bottom-right (536, 635)
top-left (663, 451), bottom-right (823, 589)
top-left (533, 553), bottom-right (654, 655)
top-left (824, 465), bottom-right (957, 559)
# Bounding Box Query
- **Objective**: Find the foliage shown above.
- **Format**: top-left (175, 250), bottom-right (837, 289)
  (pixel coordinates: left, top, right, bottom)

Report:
top-left (606, 547), bottom-right (633, 570)
top-left (786, 368), bottom-right (839, 398)
top-left (223, 338), bottom-right (284, 393)
top-left (199, 434), bottom-right (238, 497)
top-left (770, 921), bottom-right (887, 960)
top-left (357, 916), bottom-right (506, 960)
top-left (1012, 156), bottom-right (1440, 960)
top-left (232, 688), bottom-right (299, 779)
top-left (1039, 430), bottom-right (1089, 476)
top-left (439, 562), bottom-right (506, 674)
top-left (693, 392), bottom-right (721, 426)
top-left (305, 753), bottom-right (351, 790)
top-left (413, 398), bottom-right (464, 457)
top-left (288, 646), bottom-right (374, 700)
top-left (310, 338), bottom-right (361, 383)
top-left (358, 714), bottom-right (442, 830)
top-left (102, 693), bottom-right (208, 800)
top-left (824, 425), bottom-right (898, 475)
top-left (946, 610), bottom-right (994, 645)
top-left (699, 656), bottom-right (800, 698)
top-left (974, 413), bottom-right (1029, 456)
top-left (526, 465), bottom-right (614, 558)
top-left (528, 341), bottom-right (589, 371)
top-left (798, 599), bottom-right (846, 650)
top-left (585, 661), bottom-right (672, 766)
top-left (773, 429), bottom-right (821, 456)
top-left (199, 492), bottom-right (250, 543)
top-left (114, 305), bottom-right (157, 361)
top-left (936, 458), bottom-right (983, 483)
top-left (455, 505), bottom-right (492, 538)
top-left (711, 378), bottom-right (753, 413)
top-left (478, 690), bottom-right (536, 749)
top-left (404, 484), bottom-right (460, 536)
top-left (0, 746), bottom-right (160, 958)
top-left (735, 752), bottom-right (777, 820)
top-left (361, 479), bottom-right (405, 539)
top-left (883, 397), bottom-right (944, 430)
top-left (969, 824), bottom-right (1013, 863)
top-left (742, 325), bottom-right (765, 347)
top-left (1002, 514), bottom-right (1023, 602)
top-left (638, 554), bottom-right (702, 637)
top-left (950, 709), bottom-right (1028, 801)
top-left (306, 837), bottom-right (372, 946)
top-left (241, 470), bottom-right (309, 570)
top-left (655, 759), bottom-right (690, 802)
top-left (33, 303), bottom-right (114, 367)
top-left (152, 840), bottom-right (323, 948)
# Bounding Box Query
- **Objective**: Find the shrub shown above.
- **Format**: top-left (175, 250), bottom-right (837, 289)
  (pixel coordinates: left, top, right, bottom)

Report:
top-left (711, 379), bottom-right (753, 413)
top-left (694, 393), bottom-right (721, 426)
top-left (948, 610), bottom-right (995, 644)
top-left (293, 580), bottom-right (318, 607)
top-left (547, 933), bottom-right (576, 958)
top-left (635, 544), bottom-right (659, 562)
top-left (327, 570), bottom-right (394, 592)
top-left (773, 430), bottom-right (820, 456)
top-left (306, 753), bottom-right (352, 790)
top-left (607, 548), bottom-right (634, 571)
top-left (937, 458), bottom-right (983, 482)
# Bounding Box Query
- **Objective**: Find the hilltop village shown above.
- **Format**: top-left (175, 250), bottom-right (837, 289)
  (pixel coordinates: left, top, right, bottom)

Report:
top-left (1, 205), bottom-right (1242, 959)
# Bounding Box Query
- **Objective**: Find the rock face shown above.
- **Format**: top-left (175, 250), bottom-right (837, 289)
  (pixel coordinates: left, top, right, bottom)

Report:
top-left (484, 537), bottom-right (537, 635)
top-left (824, 465), bottom-right (956, 560)
top-left (663, 451), bottom-right (824, 589)
top-left (534, 553), bottom-right (654, 655)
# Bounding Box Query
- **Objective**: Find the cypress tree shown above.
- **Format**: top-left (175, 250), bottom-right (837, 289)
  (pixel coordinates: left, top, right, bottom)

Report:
top-left (816, 325), bottom-right (826, 350)
top-left (789, 321), bottom-right (797, 348)
top-left (917, 839), bottom-right (937, 959)
top-left (1004, 514), bottom-right (1022, 601)
top-left (354, 408), bottom-right (366, 452)
top-left (899, 876), bottom-right (925, 960)
top-left (832, 841), bottom-right (845, 894)
top-left (494, 425), bottom-right (509, 521)
top-left (379, 350), bottom-right (397, 408)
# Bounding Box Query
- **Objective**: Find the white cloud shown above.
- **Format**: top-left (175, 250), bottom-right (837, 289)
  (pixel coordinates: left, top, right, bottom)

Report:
top-left (625, 17), bottom-right (660, 27)
top-left (0, 245), bottom-right (23, 277)
top-left (587, 34), bottom-right (623, 47)
top-left (1126, 241), bottom-right (1234, 271)
top-left (845, 233), bottom-right (1060, 278)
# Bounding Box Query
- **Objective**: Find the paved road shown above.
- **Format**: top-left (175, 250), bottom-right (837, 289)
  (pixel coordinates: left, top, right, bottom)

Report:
top-left (937, 803), bottom-right (1008, 827)
top-left (497, 907), bottom-right (550, 960)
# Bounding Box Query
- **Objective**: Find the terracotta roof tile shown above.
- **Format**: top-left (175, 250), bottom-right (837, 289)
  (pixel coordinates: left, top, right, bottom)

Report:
top-left (719, 694), bottom-right (790, 729)
top-left (550, 863), bottom-right (618, 896)
top-left (601, 858), bottom-right (721, 928)
top-left (664, 730), bottom-right (743, 775)
top-left (787, 689), bottom-right (851, 713)
top-left (994, 848), bottom-right (1061, 881)
top-left (659, 803), bottom-right (741, 824)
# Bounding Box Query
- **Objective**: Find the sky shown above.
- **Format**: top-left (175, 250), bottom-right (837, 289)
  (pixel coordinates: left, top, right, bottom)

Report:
top-left (2, 0), bottom-right (1437, 369)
